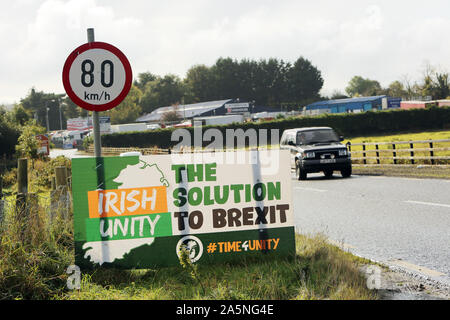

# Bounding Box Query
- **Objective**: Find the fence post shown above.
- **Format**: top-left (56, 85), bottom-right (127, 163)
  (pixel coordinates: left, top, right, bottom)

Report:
top-left (54, 166), bottom-right (70, 218)
top-left (392, 143), bottom-right (397, 165)
top-left (17, 158), bottom-right (28, 195)
top-left (16, 158), bottom-right (28, 230)
top-left (410, 143), bottom-right (414, 165)
top-left (429, 142), bottom-right (435, 165)
top-left (375, 144), bottom-right (380, 165)
top-left (362, 144), bottom-right (367, 165)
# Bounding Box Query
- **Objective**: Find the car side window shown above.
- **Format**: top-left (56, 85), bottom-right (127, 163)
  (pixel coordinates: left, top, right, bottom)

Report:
top-left (287, 134), bottom-right (295, 146)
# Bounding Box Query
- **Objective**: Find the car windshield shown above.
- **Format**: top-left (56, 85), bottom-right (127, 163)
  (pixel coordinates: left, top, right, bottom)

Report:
top-left (296, 129), bottom-right (340, 145)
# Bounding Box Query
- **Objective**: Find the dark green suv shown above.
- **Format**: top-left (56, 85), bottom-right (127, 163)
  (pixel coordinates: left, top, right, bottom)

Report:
top-left (280, 127), bottom-right (352, 180)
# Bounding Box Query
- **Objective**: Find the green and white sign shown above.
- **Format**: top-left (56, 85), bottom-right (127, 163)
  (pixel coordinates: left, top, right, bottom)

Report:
top-left (72, 150), bottom-right (295, 269)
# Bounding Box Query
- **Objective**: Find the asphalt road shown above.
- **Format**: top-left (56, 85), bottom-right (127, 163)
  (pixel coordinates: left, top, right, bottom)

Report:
top-left (292, 172), bottom-right (450, 286)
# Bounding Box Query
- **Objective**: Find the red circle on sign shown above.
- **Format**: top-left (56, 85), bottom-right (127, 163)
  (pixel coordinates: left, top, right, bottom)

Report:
top-left (62, 41), bottom-right (132, 112)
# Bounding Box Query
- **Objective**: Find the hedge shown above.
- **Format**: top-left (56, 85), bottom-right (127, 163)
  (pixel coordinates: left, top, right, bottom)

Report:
top-left (101, 107), bottom-right (450, 149)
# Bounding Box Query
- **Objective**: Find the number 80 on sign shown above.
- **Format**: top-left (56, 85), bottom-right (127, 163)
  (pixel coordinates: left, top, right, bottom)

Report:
top-left (62, 42), bottom-right (132, 112)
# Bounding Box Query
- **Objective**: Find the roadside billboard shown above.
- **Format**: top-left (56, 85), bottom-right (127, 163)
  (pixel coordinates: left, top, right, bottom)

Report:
top-left (72, 150), bottom-right (295, 269)
top-left (35, 134), bottom-right (49, 156)
top-left (67, 116), bottom-right (111, 133)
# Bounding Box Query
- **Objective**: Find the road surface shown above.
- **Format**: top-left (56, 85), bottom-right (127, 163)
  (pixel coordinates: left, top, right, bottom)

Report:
top-left (50, 148), bottom-right (89, 159)
top-left (292, 172), bottom-right (450, 286)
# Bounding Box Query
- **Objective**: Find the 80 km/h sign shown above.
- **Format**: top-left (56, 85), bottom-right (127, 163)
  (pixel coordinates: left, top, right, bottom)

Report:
top-left (62, 41), bottom-right (132, 112)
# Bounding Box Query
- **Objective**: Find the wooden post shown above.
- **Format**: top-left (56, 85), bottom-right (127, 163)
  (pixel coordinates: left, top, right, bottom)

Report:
top-left (17, 158), bottom-right (28, 195)
top-left (375, 144), bottom-right (380, 165)
top-left (392, 143), bottom-right (397, 165)
top-left (429, 142), bottom-right (434, 165)
top-left (362, 144), bottom-right (367, 165)
top-left (54, 166), bottom-right (69, 218)
top-left (55, 166), bottom-right (68, 189)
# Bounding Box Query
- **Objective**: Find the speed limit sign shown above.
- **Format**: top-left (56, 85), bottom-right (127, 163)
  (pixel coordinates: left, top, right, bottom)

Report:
top-left (62, 41), bottom-right (132, 112)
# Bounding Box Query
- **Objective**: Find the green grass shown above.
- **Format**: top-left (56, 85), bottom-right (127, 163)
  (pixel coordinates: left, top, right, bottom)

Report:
top-left (345, 129), bottom-right (450, 144)
top-left (62, 233), bottom-right (375, 300)
top-left (344, 130), bottom-right (450, 168)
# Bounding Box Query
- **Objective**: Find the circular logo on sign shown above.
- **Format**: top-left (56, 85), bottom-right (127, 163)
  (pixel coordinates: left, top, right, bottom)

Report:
top-left (176, 235), bottom-right (204, 263)
top-left (62, 41), bottom-right (132, 112)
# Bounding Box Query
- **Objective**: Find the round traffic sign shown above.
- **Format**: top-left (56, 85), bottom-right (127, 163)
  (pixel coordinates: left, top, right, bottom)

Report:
top-left (62, 41), bottom-right (132, 112)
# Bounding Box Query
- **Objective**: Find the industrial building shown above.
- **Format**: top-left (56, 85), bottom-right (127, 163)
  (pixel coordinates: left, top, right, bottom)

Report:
top-left (400, 99), bottom-right (450, 109)
top-left (136, 99), bottom-right (238, 123)
top-left (304, 96), bottom-right (402, 116)
top-left (135, 99), bottom-right (275, 123)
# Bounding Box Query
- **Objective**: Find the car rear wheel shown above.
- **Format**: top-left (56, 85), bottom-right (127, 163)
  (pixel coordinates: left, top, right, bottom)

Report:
top-left (296, 159), bottom-right (307, 180)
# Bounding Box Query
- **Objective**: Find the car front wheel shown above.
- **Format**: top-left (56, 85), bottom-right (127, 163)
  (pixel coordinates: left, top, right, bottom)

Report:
top-left (296, 159), bottom-right (307, 180)
top-left (341, 167), bottom-right (352, 178)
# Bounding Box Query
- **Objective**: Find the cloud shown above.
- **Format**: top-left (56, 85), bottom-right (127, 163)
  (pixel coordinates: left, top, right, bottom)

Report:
top-left (1, 0), bottom-right (450, 103)
top-left (0, 0), bottom-right (143, 103)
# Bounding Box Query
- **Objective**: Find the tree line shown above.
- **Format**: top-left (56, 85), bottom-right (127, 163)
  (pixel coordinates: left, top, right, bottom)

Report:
top-left (336, 62), bottom-right (450, 100)
top-left (4, 59), bottom-right (449, 132)
top-left (4, 56), bottom-right (324, 128)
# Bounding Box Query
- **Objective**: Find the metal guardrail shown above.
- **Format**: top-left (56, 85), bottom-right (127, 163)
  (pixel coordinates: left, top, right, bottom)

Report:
top-left (346, 139), bottom-right (450, 165)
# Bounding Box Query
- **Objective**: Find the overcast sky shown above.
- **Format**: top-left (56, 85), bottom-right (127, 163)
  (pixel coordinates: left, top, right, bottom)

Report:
top-left (1, 0), bottom-right (450, 105)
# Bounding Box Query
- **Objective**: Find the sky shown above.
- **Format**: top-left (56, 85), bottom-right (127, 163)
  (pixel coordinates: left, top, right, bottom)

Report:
top-left (1, 0), bottom-right (450, 105)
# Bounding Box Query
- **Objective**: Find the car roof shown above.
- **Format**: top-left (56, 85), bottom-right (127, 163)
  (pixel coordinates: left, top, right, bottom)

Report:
top-left (282, 127), bottom-right (333, 134)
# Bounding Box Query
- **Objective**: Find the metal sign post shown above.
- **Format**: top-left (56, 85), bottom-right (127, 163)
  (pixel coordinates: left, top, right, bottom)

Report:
top-left (87, 28), bottom-right (102, 157)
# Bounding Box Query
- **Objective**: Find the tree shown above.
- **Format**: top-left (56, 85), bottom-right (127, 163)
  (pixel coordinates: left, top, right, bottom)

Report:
top-left (160, 105), bottom-right (182, 123)
top-left (330, 90), bottom-right (349, 100)
top-left (106, 85), bottom-right (143, 124)
top-left (431, 72), bottom-right (449, 99)
top-left (15, 122), bottom-right (46, 159)
top-left (20, 88), bottom-right (65, 130)
top-left (345, 76), bottom-right (382, 97)
top-left (386, 81), bottom-right (407, 98)
top-left (140, 75), bottom-right (185, 114)
top-left (184, 65), bottom-right (215, 103)
top-left (210, 57), bottom-right (241, 100)
top-left (134, 72), bottom-right (158, 91)
top-left (285, 57), bottom-right (324, 106)
top-left (11, 104), bottom-right (32, 126)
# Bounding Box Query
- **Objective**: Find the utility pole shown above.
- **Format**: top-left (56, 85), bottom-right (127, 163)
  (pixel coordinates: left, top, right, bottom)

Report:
top-left (46, 103), bottom-right (50, 132)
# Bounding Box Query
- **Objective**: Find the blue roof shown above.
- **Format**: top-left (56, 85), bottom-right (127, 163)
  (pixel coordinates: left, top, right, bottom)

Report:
top-left (306, 95), bottom-right (386, 109)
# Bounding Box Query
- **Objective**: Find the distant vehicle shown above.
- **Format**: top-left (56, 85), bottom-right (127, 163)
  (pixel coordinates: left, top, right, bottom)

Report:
top-left (193, 114), bottom-right (244, 126)
top-left (280, 127), bottom-right (351, 180)
top-left (111, 123), bottom-right (148, 133)
top-left (147, 124), bottom-right (162, 130)
top-left (173, 121), bottom-right (192, 128)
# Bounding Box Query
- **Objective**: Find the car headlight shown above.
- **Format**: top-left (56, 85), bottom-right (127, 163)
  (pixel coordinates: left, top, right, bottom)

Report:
top-left (305, 151), bottom-right (315, 158)
top-left (338, 149), bottom-right (348, 156)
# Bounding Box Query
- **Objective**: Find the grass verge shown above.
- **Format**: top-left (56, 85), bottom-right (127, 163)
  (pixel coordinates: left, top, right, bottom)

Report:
top-left (0, 198), bottom-right (377, 300)
top-left (62, 233), bottom-right (376, 300)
